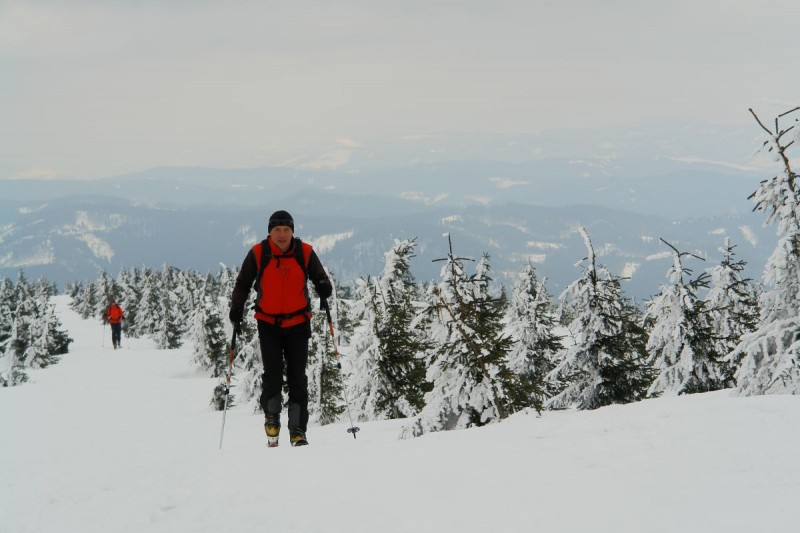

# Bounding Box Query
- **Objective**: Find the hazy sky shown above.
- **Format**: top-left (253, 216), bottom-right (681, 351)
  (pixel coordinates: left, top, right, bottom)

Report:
top-left (1, 0), bottom-right (798, 180)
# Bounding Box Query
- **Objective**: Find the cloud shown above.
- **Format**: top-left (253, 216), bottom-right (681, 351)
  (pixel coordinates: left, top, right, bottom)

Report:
top-left (4, 1), bottom-right (800, 179)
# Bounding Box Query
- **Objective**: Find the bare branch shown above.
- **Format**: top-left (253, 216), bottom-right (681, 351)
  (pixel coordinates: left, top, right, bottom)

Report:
top-left (749, 108), bottom-right (773, 136)
top-left (660, 238), bottom-right (705, 262)
top-left (659, 237), bottom-right (678, 254)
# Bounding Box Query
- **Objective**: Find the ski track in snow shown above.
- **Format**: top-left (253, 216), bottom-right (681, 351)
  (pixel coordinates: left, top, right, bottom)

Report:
top-left (1, 296), bottom-right (799, 532)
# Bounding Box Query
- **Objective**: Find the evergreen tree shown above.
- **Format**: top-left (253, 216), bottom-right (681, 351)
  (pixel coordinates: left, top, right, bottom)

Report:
top-left (546, 228), bottom-right (652, 410)
top-left (1, 275), bottom-right (29, 386)
top-left (706, 238), bottom-right (760, 374)
top-left (134, 268), bottom-right (160, 337)
top-left (231, 316), bottom-right (262, 412)
top-left (504, 262), bottom-right (563, 411)
top-left (0, 317), bottom-right (28, 386)
top-left (331, 281), bottom-right (355, 345)
top-left (75, 278), bottom-right (99, 319)
top-left (93, 269), bottom-right (120, 320)
top-left (348, 240), bottom-right (430, 421)
top-left (23, 287), bottom-right (62, 370)
top-left (0, 277), bottom-right (15, 356)
top-left (308, 285), bottom-right (345, 426)
top-left (646, 240), bottom-right (732, 395)
top-left (152, 265), bottom-right (184, 349)
top-left (0, 274), bottom-right (71, 386)
top-left (401, 238), bottom-right (513, 439)
top-left (117, 267), bottom-right (143, 338)
top-left (731, 107), bottom-right (800, 395)
top-left (190, 278), bottom-right (228, 377)
top-left (347, 276), bottom-right (385, 421)
top-left (374, 239), bottom-right (430, 417)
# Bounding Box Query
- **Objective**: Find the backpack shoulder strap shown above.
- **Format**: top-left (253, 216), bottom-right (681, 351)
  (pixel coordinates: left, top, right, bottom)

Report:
top-left (293, 238), bottom-right (310, 281)
top-left (254, 239), bottom-right (271, 291)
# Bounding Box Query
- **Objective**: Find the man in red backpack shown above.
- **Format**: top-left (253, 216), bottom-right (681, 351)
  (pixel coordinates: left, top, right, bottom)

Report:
top-left (105, 301), bottom-right (124, 349)
top-left (229, 210), bottom-right (332, 447)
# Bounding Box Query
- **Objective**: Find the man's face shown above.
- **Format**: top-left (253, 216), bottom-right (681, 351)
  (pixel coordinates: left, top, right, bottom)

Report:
top-left (270, 225), bottom-right (293, 252)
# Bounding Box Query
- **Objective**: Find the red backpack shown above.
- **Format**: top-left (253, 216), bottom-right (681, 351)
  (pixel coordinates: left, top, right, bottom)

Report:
top-left (107, 304), bottom-right (123, 323)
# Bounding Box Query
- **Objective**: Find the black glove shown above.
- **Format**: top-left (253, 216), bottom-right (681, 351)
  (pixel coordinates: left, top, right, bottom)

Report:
top-left (229, 307), bottom-right (243, 325)
top-left (315, 282), bottom-right (332, 300)
top-left (233, 321), bottom-right (242, 336)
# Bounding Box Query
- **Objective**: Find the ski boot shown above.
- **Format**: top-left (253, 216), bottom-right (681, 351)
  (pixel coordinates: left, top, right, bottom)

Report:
top-left (265, 414), bottom-right (280, 448)
top-left (289, 428), bottom-right (308, 447)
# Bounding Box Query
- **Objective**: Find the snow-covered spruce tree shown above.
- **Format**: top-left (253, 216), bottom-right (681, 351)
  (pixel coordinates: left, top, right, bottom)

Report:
top-left (64, 281), bottom-right (81, 300)
top-left (0, 277), bottom-right (16, 355)
top-left (74, 277), bottom-right (99, 319)
top-left (706, 238), bottom-right (760, 375)
top-left (731, 106), bottom-right (800, 395)
top-left (1, 276), bottom-right (24, 385)
top-left (646, 239), bottom-right (732, 395)
top-left (0, 274), bottom-right (71, 386)
top-left (546, 228), bottom-right (652, 410)
top-left (152, 265), bottom-right (184, 349)
top-left (348, 239), bottom-right (430, 421)
top-left (92, 269), bottom-right (120, 320)
top-left (374, 239), bottom-right (431, 417)
top-left (331, 281), bottom-right (355, 345)
top-left (0, 317), bottom-right (28, 386)
top-left (400, 238), bottom-right (514, 439)
top-left (228, 315), bottom-right (262, 412)
top-left (504, 262), bottom-right (563, 411)
top-left (131, 267), bottom-right (159, 337)
top-left (216, 266), bottom-right (237, 317)
top-left (23, 283), bottom-right (70, 369)
top-left (117, 267), bottom-right (143, 338)
top-left (346, 276), bottom-right (385, 421)
top-left (308, 282), bottom-right (345, 426)
top-left (190, 277), bottom-right (228, 377)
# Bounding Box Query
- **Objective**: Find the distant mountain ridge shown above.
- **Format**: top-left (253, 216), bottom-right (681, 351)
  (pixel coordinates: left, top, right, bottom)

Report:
top-left (0, 191), bottom-right (775, 302)
top-left (0, 122), bottom-right (779, 300)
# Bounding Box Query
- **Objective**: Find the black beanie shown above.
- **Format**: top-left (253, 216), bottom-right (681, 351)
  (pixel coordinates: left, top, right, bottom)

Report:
top-left (268, 210), bottom-right (294, 232)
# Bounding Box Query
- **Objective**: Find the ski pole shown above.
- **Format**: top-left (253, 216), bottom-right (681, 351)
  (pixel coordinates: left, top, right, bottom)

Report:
top-left (321, 299), bottom-right (360, 439)
top-left (218, 327), bottom-right (238, 450)
top-left (102, 322), bottom-right (106, 348)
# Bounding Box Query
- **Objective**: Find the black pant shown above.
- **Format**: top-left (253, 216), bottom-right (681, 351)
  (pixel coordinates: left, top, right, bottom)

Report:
top-left (257, 320), bottom-right (310, 431)
top-left (110, 323), bottom-right (122, 347)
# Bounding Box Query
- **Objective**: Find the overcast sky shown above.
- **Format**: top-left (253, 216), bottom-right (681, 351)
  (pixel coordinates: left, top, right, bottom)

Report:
top-left (1, 0), bottom-right (798, 180)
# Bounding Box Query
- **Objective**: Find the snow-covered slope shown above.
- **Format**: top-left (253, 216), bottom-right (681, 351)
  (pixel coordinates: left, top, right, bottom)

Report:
top-left (1, 296), bottom-right (798, 532)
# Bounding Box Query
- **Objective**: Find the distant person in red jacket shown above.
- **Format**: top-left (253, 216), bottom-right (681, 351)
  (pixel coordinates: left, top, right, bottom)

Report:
top-left (105, 302), bottom-right (124, 349)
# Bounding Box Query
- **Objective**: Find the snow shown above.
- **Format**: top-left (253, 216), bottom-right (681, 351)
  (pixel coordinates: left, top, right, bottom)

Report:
top-left (526, 241), bottom-right (564, 250)
top-left (308, 231), bottom-right (355, 255)
top-left (69, 210), bottom-right (126, 232)
top-left (2, 296), bottom-right (799, 532)
top-left (740, 224), bottom-right (758, 246)
top-left (0, 240), bottom-right (55, 267)
top-left (75, 233), bottom-right (115, 262)
top-left (400, 192), bottom-right (449, 204)
top-left (0, 224), bottom-right (15, 244)
top-left (236, 225), bottom-right (257, 248)
top-left (488, 176), bottom-right (529, 189)
top-left (620, 261), bottom-right (639, 277)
